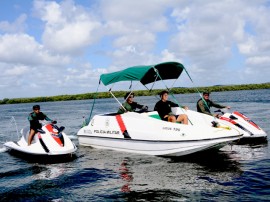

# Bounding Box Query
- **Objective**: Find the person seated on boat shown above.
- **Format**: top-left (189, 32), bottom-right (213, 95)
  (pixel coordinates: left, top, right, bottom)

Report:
top-left (117, 92), bottom-right (148, 114)
top-left (154, 90), bottom-right (188, 124)
top-left (196, 92), bottom-right (231, 118)
top-left (28, 105), bottom-right (55, 145)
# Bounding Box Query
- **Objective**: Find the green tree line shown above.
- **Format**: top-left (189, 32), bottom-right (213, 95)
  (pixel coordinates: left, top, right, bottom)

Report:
top-left (1, 83), bottom-right (269, 105)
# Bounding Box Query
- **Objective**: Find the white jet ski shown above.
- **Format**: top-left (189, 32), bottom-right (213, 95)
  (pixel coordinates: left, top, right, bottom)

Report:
top-left (216, 109), bottom-right (267, 141)
top-left (180, 108), bottom-right (267, 143)
top-left (4, 122), bottom-right (77, 162)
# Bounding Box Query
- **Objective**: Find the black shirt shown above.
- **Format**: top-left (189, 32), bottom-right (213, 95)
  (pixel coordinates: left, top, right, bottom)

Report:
top-left (154, 100), bottom-right (178, 120)
top-left (28, 112), bottom-right (52, 130)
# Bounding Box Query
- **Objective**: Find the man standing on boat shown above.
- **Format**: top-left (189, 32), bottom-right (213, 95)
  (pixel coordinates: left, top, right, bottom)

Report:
top-left (28, 105), bottom-right (54, 145)
top-left (154, 90), bottom-right (188, 124)
top-left (117, 92), bottom-right (148, 114)
top-left (197, 92), bottom-right (230, 117)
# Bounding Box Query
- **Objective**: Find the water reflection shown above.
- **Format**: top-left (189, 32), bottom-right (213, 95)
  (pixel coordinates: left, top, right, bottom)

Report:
top-left (109, 151), bottom-right (242, 200)
top-left (168, 149), bottom-right (242, 173)
top-left (235, 137), bottom-right (268, 146)
top-left (221, 141), bottom-right (268, 162)
top-left (119, 158), bottom-right (133, 192)
top-left (33, 164), bottom-right (68, 180)
top-left (114, 150), bottom-right (243, 200)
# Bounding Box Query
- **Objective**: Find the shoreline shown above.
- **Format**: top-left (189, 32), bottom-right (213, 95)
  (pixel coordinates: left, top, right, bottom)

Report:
top-left (1, 83), bottom-right (269, 105)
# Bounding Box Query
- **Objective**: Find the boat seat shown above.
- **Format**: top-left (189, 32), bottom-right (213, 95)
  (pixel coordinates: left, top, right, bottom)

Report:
top-left (149, 114), bottom-right (161, 120)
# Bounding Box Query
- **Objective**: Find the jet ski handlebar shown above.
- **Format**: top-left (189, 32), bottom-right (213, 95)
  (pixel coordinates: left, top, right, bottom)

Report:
top-left (39, 120), bottom-right (57, 125)
top-left (214, 108), bottom-right (230, 115)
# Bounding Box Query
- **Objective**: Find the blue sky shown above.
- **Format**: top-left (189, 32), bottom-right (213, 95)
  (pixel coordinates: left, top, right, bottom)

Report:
top-left (0, 0), bottom-right (270, 99)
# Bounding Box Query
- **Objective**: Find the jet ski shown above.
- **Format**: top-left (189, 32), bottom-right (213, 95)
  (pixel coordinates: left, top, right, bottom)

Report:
top-left (214, 109), bottom-right (267, 142)
top-left (4, 121), bottom-right (77, 162)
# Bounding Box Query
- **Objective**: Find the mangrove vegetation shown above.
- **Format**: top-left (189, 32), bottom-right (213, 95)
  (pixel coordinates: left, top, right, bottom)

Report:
top-left (1, 83), bottom-right (269, 105)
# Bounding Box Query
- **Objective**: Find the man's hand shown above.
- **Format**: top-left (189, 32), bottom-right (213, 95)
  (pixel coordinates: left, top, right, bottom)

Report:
top-left (214, 114), bottom-right (221, 118)
top-left (183, 106), bottom-right (189, 110)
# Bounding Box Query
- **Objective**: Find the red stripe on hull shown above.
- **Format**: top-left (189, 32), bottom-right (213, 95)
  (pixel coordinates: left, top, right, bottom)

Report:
top-left (116, 115), bottom-right (127, 133)
top-left (233, 111), bottom-right (261, 130)
top-left (45, 124), bottom-right (63, 146)
top-left (115, 115), bottom-right (131, 138)
top-left (220, 116), bottom-right (237, 125)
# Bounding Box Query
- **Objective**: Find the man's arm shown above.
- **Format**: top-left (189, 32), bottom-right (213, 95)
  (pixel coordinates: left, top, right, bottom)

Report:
top-left (42, 113), bottom-right (53, 122)
top-left (210, 100), bottom-right (226, 109)
top-left (169, 101), bottom-right (179, 107)
top-left (170, 101), bottom-right (188, 110)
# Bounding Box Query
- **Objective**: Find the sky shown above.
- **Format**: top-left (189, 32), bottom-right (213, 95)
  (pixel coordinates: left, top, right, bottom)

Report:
top-left (0, 0), bottom-right (270, 99)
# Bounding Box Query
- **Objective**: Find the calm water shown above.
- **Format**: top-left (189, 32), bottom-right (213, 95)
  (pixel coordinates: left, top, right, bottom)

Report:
top-left (0, 89), bottom-right (270, 201)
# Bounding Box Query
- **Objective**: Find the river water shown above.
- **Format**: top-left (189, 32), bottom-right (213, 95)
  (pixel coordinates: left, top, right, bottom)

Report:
top-left (0, 89), bottom-right (269, 201)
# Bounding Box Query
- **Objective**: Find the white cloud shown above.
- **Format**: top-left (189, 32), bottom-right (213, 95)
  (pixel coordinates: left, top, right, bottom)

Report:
top-left (4, 65), bottom-right (30, 76)
top-left (1, 0), bottom-right (270, 99)
top-left (99, 0), bottom-right (172, 23)
top-left (166, 0), bottom-right (270, 86)
top-left (99, 0), bottom-right (172, 65)
top-left (0, 33), bottom-right (70, 66)
top-left (113, 32), bottom-right (155, 51)
top-left (0, 14), bottom-right (27, 33)
top-left (33, 0), bottom-right (103, 54)
top-left (246, 56), bottom-right (270, 67)
top-left (161, 49), bottom-right (179, 62)
top-left (238, 37), bottom-right (257, 55)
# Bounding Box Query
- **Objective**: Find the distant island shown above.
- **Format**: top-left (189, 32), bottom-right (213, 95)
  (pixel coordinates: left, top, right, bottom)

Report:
top-left (1, 83), bottom-right (269, 105)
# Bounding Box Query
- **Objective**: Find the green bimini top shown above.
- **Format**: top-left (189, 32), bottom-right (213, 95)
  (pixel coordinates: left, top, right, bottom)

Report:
top-left (100, 61), bottom-right (185, 86)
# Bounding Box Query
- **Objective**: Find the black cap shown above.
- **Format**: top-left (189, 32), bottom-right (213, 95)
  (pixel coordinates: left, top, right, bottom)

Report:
top-left (203, 92), bottom-right (210, 95)
top-left (33, 105), bottom-right (40, 110)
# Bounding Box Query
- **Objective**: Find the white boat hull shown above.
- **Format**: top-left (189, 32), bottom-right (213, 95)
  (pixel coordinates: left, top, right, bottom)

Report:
top-left (79, 135), bottom-right (237, 156)
top-left (78, 110), bottom-right (242, 156)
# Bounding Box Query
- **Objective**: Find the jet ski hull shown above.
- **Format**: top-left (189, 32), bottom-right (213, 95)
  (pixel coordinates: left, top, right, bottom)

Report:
top-left (4, 123), bottom-right (77, 163)
top-left (219, 111), bottom-right (267, 140)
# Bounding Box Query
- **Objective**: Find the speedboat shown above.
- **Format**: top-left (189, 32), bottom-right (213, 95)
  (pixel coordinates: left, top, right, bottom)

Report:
top-left (4, 122), bottom-right (77, 162)
top-left (77, 61), bottom-right (243, 157)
